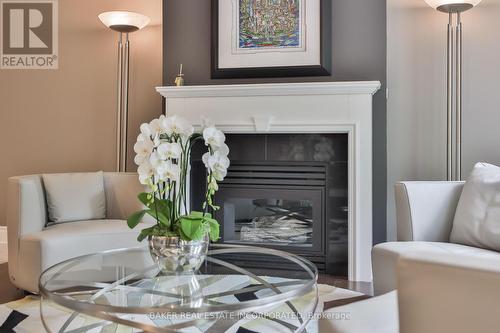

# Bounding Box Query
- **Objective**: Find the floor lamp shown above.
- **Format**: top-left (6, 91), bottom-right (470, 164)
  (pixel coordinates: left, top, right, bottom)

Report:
top-left (424, 0), bottom-right (481, 181)
top-left (98, 11), bottom-right (150, 172)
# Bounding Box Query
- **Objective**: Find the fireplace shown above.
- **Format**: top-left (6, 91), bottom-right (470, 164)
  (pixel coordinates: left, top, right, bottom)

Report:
top-left (157, 81), bottom-right (380, 281)
top-left (191, 134), bottom-right (348, 275)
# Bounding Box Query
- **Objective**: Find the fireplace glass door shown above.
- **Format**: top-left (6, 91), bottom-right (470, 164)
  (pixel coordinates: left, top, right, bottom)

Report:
top-left (215, 186), bottom-right (324, 254)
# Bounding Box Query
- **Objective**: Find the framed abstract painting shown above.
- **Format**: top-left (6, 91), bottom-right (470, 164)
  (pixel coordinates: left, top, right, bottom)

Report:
top-left (211, 0), bottom-right (331, 79)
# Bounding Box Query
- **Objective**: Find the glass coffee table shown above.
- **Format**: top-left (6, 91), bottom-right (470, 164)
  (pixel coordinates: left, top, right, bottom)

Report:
top-left (39, 245), bottom-right (319, 333)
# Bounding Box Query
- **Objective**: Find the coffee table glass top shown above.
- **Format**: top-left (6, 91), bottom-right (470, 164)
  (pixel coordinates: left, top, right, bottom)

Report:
top-left (39, 245), bottom-right (319, 333)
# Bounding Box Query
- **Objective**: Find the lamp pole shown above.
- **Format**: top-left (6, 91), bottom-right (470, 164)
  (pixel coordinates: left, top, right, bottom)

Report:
top-left (445, 8), bottom-right (464, 181)
top-left (433, 2), bottom-right (476, 181)
top-left (98, 11), bottom-right (150, 172)
top-left (117, 32), bottom-right (130, 172)
top-left (113, 28), bottom-right (134, 172)
top-left (446, 12), bottom-right (453, 180)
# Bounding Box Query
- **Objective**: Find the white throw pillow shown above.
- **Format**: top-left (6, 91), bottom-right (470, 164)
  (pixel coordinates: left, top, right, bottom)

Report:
top-left (43, 172), bottom-right (106, 224)
top-left (450, 163), bottom-right (500, 251)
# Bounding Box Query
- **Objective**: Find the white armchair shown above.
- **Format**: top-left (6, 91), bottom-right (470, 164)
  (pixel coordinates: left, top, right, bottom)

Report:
top-left (321, 250), bottom-right (500, 333)
top-left (372, 181), bottom-right (500, 295)
top-left (321, 180), bottom-right (500, 333)
top-left (7, 172), bottom-right (151, 293)
top-left (373, 181), bottom-right (460, 295)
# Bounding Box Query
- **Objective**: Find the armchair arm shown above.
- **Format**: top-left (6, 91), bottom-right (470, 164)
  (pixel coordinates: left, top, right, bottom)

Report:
top-left (397, 252), bottom-right (500, 333)
top-left (7, 175), bottom-right (47, 281)
top-left (395, 181), bottom-right (464, 241)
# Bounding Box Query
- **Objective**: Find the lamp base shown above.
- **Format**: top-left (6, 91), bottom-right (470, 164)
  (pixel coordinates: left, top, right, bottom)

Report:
top-left (437, 3), bottom-right (473, 13)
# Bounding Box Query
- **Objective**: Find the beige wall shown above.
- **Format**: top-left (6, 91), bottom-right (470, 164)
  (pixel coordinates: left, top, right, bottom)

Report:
top-left (0, 0), bottom-right (163, 225)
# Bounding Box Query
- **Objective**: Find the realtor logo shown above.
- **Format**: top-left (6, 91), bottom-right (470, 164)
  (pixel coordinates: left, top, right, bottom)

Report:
top-left (1, 0), bottom-right (58, 69)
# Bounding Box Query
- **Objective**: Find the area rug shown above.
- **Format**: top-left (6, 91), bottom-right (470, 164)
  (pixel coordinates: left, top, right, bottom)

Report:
top-left (0, 284), bottom-right (364, 333)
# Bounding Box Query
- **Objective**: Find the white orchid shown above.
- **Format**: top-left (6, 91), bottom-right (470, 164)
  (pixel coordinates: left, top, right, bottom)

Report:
top-left (149, 118), bottom-right (162, 136)
top-left (157, 142), bottom-right (182, 160)
top-left (217, 143), bottom-right (229, 156)
top-left (137, 161), bottom-right (154, 185)
top-left (156, 160), bottom-right (180, 182)
top-left (161, 115), bottom-right (194, 138)
top-left (202, 151), bottom-right (230, 181)
top-left (149, 151), bottom-right (162, 169)
top-left (133, 138), bottom-right (154, 166)
top-left (139, 123), bottom-right (153, 138)
top-left (136, 133), bottom-right (147, 142)
top-left (203, 127), bottom-right (226, 150)
top-left (134, 154), bottom-right (145, 166)
top-left (133, 115), bottom-right (229, 234)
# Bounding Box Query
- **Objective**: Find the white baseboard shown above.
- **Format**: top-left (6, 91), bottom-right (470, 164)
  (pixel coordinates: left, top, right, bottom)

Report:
top-left (0, 226), bottom-right (6, 244)
top-left (0, 226), bottom-right (6, 264)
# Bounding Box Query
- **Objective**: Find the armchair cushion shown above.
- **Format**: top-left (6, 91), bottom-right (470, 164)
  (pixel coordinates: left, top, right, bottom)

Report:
top-left (450, 163), bottom-right (500, 251)
top-left (397, 251), bottom-right (500, 333)
top-left (43, 172), bottom-right (106, 224)
top-left (372, 241), bottom-right (500, 295)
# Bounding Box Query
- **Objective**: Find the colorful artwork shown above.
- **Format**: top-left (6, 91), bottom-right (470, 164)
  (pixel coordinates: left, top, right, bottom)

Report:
top-left (239, 0), bottom-right (301, 49)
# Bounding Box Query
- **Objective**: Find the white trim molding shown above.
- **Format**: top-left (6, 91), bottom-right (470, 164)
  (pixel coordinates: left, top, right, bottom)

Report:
top-left (0, 226), bottom-right (6, 244)
top-left (157, 81), bottom-right (381, 282)
top-left (156, 81), bottom-right (381, 98)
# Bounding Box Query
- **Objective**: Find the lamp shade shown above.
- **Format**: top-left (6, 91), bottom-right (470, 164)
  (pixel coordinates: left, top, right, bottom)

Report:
top-left (98, 11), bottom-right (150, 33)
top-left (424, 0), bottom-right (482, 12)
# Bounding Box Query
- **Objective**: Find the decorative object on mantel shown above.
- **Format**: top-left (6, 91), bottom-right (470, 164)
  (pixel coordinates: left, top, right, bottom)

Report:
top-left (98, 11), bottom-right (150, 172)
top-left (128, 115), bottom-right (230, 274)
top-left (211, 0), bottom-right (331, 79)
top-left (174, 63), bottom-right (185, 86)
top-left (423, 0), bottom-right (482, 180)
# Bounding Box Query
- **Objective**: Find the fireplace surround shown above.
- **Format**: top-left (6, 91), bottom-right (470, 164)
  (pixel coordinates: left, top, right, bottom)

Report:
top-left (157, 81), bottom-right (381, 281)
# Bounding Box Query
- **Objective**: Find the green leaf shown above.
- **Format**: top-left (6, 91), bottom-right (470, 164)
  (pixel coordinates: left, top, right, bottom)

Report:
top-left (127, 210), bottom-right (147, 229)
top-left (188, 211), bottom-right (204, 219)
top-left (138, 192), bottom-right (153, 208)
top-left (145, 209), bottom-right (170, 228)
top-left (137, 225), bottom-right (156, 242)
top-left (178, 225), bottom-right (190, 241)
top-left (207, 219), bottom-right (220, 242)
top-left (209, 221), bottom-right (219, 242)
top-left (155, 199), bottom-right (172, 217)
top-left (180, 217), bottom-right (204, 241)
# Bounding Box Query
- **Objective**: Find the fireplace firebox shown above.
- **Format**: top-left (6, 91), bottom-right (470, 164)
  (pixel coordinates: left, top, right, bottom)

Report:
top-left (191, 133), bottom-right (348, 276)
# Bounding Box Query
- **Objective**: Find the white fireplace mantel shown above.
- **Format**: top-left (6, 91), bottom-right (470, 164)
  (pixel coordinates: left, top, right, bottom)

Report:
top-left (156, 81), bottom-right (381, 282)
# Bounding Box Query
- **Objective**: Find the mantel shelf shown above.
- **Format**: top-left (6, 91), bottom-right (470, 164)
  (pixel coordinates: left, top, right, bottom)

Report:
top-left (156, 81), bottom-right (381, 99)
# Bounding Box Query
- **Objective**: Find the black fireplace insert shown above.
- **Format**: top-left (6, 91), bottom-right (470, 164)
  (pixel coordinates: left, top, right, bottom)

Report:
top-left (191, 134), bottom-right (348, 276)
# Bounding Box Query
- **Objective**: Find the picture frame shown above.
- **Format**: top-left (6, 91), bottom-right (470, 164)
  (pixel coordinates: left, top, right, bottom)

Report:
top-left (211, 0), bottom-right (332, 79)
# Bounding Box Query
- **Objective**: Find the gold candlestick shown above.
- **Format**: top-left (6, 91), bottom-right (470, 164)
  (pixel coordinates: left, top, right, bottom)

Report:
top-left (174, 63), bottom-right (185, 86)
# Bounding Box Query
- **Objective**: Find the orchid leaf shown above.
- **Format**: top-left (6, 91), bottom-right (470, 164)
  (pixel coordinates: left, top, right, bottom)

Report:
top-left (206, 218), bottom-right (220, 242)
top-left (154, 199), bottom-right (172, 218)
top-left (138, 192), bottom-right (154, 207)
top-left (127, 210), bottom-right (147, 229)
top-left (188, 211), bottom-right (204, 219)
top-left (145, 209), bottom-right (170, 227)
top-left (180, 217), bottom-right (204, 241)
top-left (137, 225), bottom-right (156, 242)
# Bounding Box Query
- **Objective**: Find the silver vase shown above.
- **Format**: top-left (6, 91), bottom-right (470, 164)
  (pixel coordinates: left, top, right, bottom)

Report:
top-left (148, 234), bottom-right (209, 275)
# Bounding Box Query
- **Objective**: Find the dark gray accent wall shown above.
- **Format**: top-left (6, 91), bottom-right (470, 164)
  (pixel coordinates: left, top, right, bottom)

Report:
top-left (163, 0), bottom-right (387, 244)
